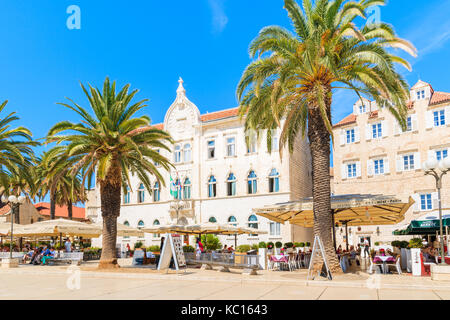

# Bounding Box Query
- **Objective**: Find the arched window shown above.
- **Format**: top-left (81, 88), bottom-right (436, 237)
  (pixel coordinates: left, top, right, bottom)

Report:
top-left (183, 143), bottom-right (192, 162)
top-left (208, 175), bottom-right (217, 198)
top-left (248, 214), bottom-right (258, 236)
top-left (247, 171), bottom-right (257, 194)
top-left (227, 173), bottom-right (236, 196)
top-left (183, 177), bottom-right (191, 200)
top-left (124, 186), bottom-right (130, 204)
top-left (137, 183), bottom-right (145, 203)
top-left (153, 182), bottom-right (160, 202)
top-left (228, 216), bottom-right (237, 226)
top-left (137, 220), bottom-right (145, 239)
top-left (268, 169), bottom-right (280, 193)
top-left (123, 221), bottom-right (130, 239)
top-left (153, 219), bottom-right (160, 238)
top-left (174, 145), bottom-right (181, 163)
top-left (209, 216), bottom-right (217, 223)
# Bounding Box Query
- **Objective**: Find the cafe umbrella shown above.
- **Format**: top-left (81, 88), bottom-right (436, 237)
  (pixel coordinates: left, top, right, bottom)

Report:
top-left (253, 194), bottom-right (414, 250)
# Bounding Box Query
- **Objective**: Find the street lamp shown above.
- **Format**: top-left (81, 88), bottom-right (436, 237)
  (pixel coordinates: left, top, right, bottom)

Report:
top-left (172, 199), bottom-right (185, 224)
top-left (1, 194), bottom-right (26, 261)
top-left (422, 156), bottom-right (450, 265)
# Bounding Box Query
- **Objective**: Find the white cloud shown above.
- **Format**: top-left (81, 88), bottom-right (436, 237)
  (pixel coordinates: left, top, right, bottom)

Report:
top-left (208, 0), bottom-right (228, 33)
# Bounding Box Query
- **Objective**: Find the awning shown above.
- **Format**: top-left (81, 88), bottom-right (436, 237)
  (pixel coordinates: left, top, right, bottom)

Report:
top-left (393, 212), bottom-right (450, 235)
top-left (94, 222), bottom-right (144, 237)
top-left (13, 219), bottom-right (102, 238)
top-left (253, 194), bottom-right (414, 227)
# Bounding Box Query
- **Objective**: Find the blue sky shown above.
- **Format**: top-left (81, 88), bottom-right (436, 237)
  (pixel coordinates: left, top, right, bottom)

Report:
top-left (0, 0), bottom-right (449, 156)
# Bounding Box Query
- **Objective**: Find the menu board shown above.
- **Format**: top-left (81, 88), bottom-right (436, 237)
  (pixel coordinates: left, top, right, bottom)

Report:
top-left (157, 233), bottom-right (186, 272)
top-left (171, 234), bottom-right (186, 268)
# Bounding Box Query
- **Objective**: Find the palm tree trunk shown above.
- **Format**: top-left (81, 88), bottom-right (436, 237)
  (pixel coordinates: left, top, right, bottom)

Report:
top-left (50, 192), bottom-right (56, 220)
top-left (98, 167), bottom-right (122, 269)
top-left (308, 104), bottom-right (342, 274)
top-left (68, 200), bottom-right (73, 220)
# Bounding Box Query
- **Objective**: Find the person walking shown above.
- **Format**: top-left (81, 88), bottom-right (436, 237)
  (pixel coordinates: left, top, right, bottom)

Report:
top-left (64, 238), bottom-right (72, 253)
top-left (363, 238), bottom-right (370, 258)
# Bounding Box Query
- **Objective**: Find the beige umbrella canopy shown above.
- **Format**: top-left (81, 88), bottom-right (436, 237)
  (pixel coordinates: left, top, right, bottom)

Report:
top-left (13, 219), bottom-right (102, 238)
top-left (0, 222), bottom-right (24, 236)
top-left (254, 194), bottom-right (414, 228)
top-left (143, 224), bottom-right (190, 235)
top-left (94, 222), bottom-right (144, 237)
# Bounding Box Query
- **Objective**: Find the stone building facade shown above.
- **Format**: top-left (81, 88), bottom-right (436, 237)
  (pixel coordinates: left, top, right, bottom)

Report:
top-left (332, 80), bottom-right (450, 247)
top-left (87, 79), bottom-right (314, 248)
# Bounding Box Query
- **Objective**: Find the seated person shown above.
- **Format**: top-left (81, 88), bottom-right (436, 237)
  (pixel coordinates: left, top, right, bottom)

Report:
top-left (22, 250), bottom-right (34, 263)
top-left (422, 246), bottom-right (436, 263)
top-left (41, 247), bottom-right (56, 265)
top-left (31, 247), bottom-right (43, 265)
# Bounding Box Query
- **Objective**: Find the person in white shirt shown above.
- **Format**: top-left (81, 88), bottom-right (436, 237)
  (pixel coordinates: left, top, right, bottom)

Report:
top-left (64, 239), bottom-right (72, 253)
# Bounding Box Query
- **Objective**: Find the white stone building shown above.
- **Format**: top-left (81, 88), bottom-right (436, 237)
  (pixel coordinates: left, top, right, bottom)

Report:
top-left (332, 80), bottom-right (450, 247)
top-left (87, 79), bottom-right (313, 248)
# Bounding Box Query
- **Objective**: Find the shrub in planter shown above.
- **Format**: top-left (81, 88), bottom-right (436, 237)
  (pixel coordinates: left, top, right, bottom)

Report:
top-left (237, 245), bottom-right (251, 253)
top-left (400, 241), bottom-right (409, 248)
top-left (294, 242), bottom-right (302, 247)
top-left (275, 241), bottom-right (282, 248)
top-left (284, 242), bottom-right (294, 248)
top-left (408, 238), bottom-right (423, 248)
top-left (267, 242), bottom-right (274, 250)
top-left (391, 240), bottom-right (401, 248)
top-left (147, 245), bottom-right (160, 252)
top-left (182, 245), bottom-right (195, 253)
top-left (299, 242), bottom-right (305, 247)
top-left (251, 244), bottom-right (259, 251)
top-left (134, 241), bottom-right (144, 249)
top-left (374, 242), bottom-right (380, 246)
top-left (305, 242), bottom-right (310, 247)
top-left (258, 241), bottom-right (267, 248)
top-left (201, 234), bottom-right (222, 251)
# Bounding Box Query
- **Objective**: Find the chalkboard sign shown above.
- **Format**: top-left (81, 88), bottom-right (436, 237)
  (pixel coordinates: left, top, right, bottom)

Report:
top-left (157, 234), bottom-right (186, 272)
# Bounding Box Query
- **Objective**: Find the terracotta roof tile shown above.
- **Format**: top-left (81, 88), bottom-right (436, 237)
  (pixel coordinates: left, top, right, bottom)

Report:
top-left (333, 114), bottom-right (357, 128)
top-left (0, 204), bottom-right (11, 216)
top-left (430, 91), bottom-right (450, 106)
top-left (34, 202), bottom-right (85, 220)
top-left (200, 107), bottom-right (239, 122)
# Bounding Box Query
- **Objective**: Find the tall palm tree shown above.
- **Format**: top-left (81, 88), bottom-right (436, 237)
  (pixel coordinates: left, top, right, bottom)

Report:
top-left (0, 100), bottom-right (37, 188)
top-left (47, 77), bottom-right (173, 268)
top-left (237, 0), bottom-right (416, 272)
top-left (0, 100), bottom-right (38, 224)
top-left (36, 148), bottom-right (87, 220)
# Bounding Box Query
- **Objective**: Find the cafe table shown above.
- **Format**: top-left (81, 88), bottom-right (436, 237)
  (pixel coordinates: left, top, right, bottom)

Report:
top-left (373, 255), bottom-right (396, 274)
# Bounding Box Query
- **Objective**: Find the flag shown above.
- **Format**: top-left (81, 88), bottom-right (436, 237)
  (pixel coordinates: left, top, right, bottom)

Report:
top-left (169, 175), bottom-right (178, 199)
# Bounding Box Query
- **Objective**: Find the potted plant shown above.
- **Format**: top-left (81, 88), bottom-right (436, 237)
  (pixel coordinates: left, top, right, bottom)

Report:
top-left (257, 242), bottom-right (267, 269)
top-left (275, 241), bottom-right (282, 254)
top-left (267, 242), bottom-right (274, 254)
top-left (305, 242), bottom-right (311, 252)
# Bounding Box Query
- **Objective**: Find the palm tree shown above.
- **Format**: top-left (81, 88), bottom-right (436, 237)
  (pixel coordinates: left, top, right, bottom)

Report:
top-left (47, 77), bottom-right (173, 268)
top-left (0, 100), bottom-right (37, 189)
top-left (237, 0), bottom-right (416, 272)
top-left (55, 169), bottom-right (86, 220)
top-left (0, 100), bottom-right (38, 224)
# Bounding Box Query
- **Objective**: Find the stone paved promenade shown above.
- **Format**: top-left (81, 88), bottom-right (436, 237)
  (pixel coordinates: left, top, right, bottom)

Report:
top-left (1, 259), bottom-right (450, 300)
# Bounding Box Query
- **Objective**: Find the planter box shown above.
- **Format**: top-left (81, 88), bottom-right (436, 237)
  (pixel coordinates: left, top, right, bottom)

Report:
top-left (431, 265), bottom-right (450, 281)
top-left (235, 252), bottom-right (247, 265)
top-left (258, 248), bottom-right (267, 270)
top-left (411, 248), bottom-right (421, 276)
top-left (400, 248), bottom-right (409, 271)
